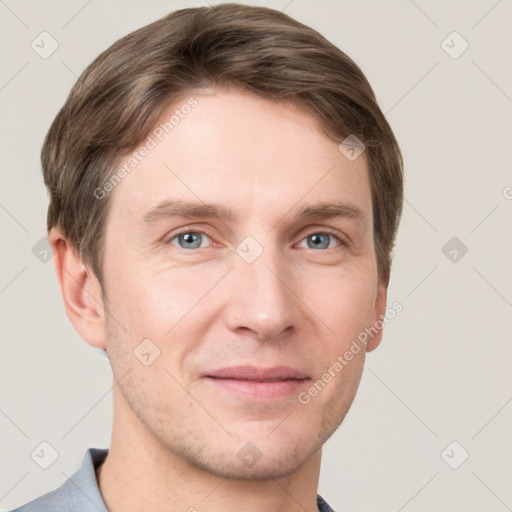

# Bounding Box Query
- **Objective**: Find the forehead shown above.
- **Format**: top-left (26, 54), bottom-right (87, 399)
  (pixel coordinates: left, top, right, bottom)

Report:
top-left (109, 87), bottom-right (372, 227)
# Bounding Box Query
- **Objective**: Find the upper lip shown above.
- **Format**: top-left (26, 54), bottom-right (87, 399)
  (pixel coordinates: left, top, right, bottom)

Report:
top-left (205, 365), bottom-right (309, 382)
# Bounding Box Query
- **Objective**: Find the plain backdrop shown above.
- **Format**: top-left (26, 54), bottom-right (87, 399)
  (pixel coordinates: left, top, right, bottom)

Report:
top-left (1, 1), bottom-right (511, 511)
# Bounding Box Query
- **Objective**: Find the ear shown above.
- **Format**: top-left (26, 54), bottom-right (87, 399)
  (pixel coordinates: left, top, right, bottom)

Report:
top-left (365, 273), bottom-right (389, 353)
top-left (48, 227), bottom-right (107, 349)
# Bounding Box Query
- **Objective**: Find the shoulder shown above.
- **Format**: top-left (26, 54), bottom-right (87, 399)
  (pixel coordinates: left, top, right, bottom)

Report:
top-left (317, 494), bottom-right (336, 512)
top-left (7, 448), bottom-right (108, 512)
top-left (8, 478), bottom-right (75, 512)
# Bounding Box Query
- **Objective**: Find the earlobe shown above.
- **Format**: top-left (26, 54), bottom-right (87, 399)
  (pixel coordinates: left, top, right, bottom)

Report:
top-left (49, 228), bottom-right (107, 349)
top-left (365, 276), bottom-right (389, 353)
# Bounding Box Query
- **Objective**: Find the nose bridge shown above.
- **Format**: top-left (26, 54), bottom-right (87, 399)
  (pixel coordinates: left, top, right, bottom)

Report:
top-left (225, 235), bottom-right (297, 339)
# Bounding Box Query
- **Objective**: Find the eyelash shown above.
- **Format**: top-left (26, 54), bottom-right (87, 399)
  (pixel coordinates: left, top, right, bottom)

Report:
top-left (166, 228), bottom-right (346, 250)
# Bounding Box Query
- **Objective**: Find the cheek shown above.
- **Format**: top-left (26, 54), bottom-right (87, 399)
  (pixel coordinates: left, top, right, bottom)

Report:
top-left (108, 262), bottom-right (228, 348)
top-left (305, 267), bottom-right (377, 341)
top-left (108, 263), bottom-right (181, 322)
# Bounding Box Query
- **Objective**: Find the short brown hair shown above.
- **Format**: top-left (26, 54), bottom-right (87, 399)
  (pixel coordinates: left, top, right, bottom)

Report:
top-left (42, 3), bottom-right (403, 285)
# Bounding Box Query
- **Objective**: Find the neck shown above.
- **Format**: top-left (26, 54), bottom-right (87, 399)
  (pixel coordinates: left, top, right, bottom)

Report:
top-left (96, 394), bottom-right (322, 512)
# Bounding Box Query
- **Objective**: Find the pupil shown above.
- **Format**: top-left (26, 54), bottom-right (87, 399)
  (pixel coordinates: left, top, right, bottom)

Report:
top-left (181, 233), bottom-right (200, 248)
top-left (309, 233), bottom-right (328, 249)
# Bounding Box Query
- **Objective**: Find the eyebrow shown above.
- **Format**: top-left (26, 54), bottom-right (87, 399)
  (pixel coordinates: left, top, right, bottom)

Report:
top-left (141, 199), bottom-right (368, 228)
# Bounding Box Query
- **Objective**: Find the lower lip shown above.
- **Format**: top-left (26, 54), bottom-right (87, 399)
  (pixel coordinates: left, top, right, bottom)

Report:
top-left (204, 377), bottom-right (309, 399)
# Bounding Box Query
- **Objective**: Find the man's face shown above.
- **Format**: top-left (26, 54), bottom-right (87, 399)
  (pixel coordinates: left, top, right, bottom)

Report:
top-left (99, 88), bottom-right (386, 479)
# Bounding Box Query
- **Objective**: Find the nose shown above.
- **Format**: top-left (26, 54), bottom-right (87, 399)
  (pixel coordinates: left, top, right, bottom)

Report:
top-left (222, 241), bottom-right (299, 341)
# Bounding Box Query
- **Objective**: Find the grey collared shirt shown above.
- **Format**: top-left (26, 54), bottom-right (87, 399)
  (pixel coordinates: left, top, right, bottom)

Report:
top-left (10, 448), bottom-right (335, 512)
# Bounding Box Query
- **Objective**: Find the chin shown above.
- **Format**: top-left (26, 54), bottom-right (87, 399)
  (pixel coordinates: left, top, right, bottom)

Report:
top-left (186, 441), bottom-right (318, 481)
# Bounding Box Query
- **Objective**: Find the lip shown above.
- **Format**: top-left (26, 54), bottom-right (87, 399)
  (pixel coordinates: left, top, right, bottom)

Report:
top-left (205, 365), bottom-right (309, 381)
top-left (203, 365), bottom-right (310, 399)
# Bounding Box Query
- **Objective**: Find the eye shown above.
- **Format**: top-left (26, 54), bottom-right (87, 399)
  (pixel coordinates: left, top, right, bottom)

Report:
top-left (297, 231), bottom-right (343, 250)
top-left (166, 229), bottom-right (344, 251)
top-left (169, 231), bottom-right (212, 250)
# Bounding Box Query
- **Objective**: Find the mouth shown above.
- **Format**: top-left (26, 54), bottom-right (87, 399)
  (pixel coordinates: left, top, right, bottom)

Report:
top-left (203, 365), bottom-right (311, 399)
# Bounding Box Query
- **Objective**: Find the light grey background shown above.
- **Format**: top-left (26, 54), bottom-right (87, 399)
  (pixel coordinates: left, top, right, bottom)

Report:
top-left (1, 1), bottom-right (511, 511)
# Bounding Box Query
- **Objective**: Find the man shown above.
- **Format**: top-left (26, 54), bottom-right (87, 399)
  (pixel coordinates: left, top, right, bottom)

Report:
top-left (11, 3), bottom-right (403, 511)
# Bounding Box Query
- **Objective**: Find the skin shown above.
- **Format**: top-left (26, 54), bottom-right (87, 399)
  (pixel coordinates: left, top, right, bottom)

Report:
top-left (50, 87), bottom-right (388, 512)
